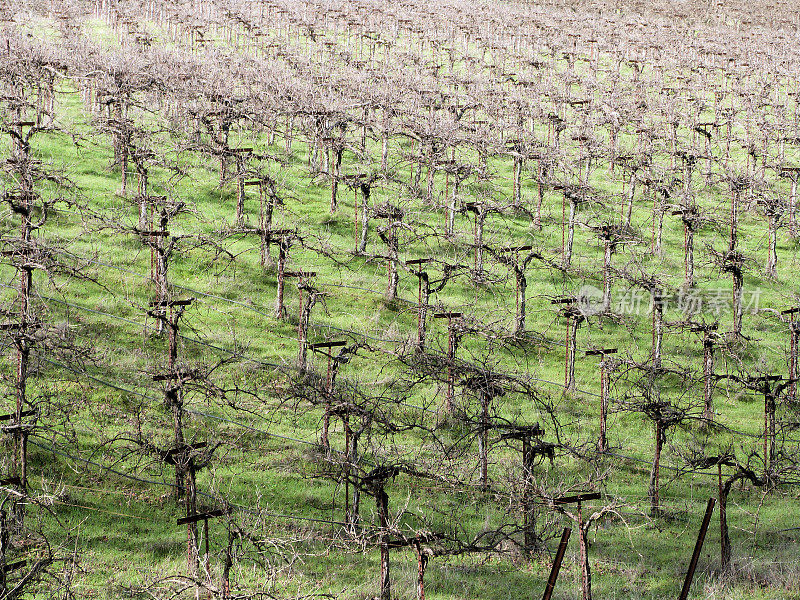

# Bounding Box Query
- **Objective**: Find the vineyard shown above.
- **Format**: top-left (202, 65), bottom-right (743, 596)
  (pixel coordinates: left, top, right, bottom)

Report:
top-left (1, 0), bottom-right (799, 598)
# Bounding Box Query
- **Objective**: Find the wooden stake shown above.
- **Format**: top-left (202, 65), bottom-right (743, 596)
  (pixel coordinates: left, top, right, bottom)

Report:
top-left (541, 528), bottom-right (571, 600)
top-left (783, 307), bottom-right (799, 402)
top-left (586, 349), bottom-right (617, 452)
top-left (434, 312), bottom-right (462, 412)
top-left (678, 498), bottom-right (715, 600)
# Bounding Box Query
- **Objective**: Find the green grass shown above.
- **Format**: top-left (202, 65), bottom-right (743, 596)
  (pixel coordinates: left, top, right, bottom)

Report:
top-left (2, 15), bottom-right (800, 600)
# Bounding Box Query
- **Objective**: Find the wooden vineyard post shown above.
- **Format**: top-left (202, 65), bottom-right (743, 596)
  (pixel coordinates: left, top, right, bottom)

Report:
top-left (0, 316), bottom-right (33, 511)
top-left (567, 306), bottom-right (583, 390)
top-left (597, 226), bottom-right (620, 313)
top-left (164, 440), bottom-right (207, 511)
top-left (783, 307), bottom-right (799, 403)
top-left (137, 199), bottom-right (185, 335)
top-left (270, 231), bottom-right (297, 318)
top-left (554, 492), bottom-right (601, 600)
top-left (275, 234), bottom-right (288, 318)
top-left (1, 120), bottom-right (46, 534)
top-left (374, 204), bottom-right (404, 301)
top-left (718, 460), bottom-right (727, 571)
top-left (326, 137), bottom-right (344, 213)
top-left (202, 513), bottom-right (210, 590)
top-left (747, 374), bottom-right (787, 480)
top-left (363, 467), bottom-right (400, 600)
top-left (135, 195), bottom-right (166, 286)
top-left (9, 119), bottom-right (34, 159)
top-left (462, 201), bottom-right (485, 275)
top-left (150, 297), bottom-right (194, 500)
top-left (651, 286), bottom-right (665, 369)
top-left (779, 166), bottom-right (799, 238)
top-left (406, 258), bottom-right (432, 351)
top-left (357, 179), bottom-right (372, 254)
top-left (412, 538), bottom-right (429, 600)
top-left (0, 480), bottom-right (28, 594)
top-left (678, 497), bottom-right (715, 600)
top-left (690, 455), bottom-right (735, 572)
top-left (342, 398), bottom-right (352, 527)
top-left (651, 413), bottom-right (665, 516)
top-left (552, 298), bottom-right (581, 392)
top-left (677, 152), bottom-right (698, 199)
top-left (586, 348), bottom-right (617, 453)
top-left (0, 508), bottom-right (6, 595)
top-left (241, 176), bottom-right (286, 270)
top-left (229, 147), bottom-right (252, 225)
top-left (0, 558), bottom-right (27, 596)
top-left (338, 173), bottom-right (369, 251)
top-left (282, 271), bottom-right (317, 371)
top-left (505, 138), bottom-right (525, 208)
top-left (0, 326), bottom-right (37, 533)
top-left (756, 197), bottom-right (781, 278)
top-left (722, 252), bottom-right (744, 337)
top-left (222, 525), bottom-right (233, 600)
top-left (541, 527), bottom-right (571, 600)
top-left (462, 374), bottom-right (506, 490)
top-left (671, 206), bottom-right (700, 288)
top-left (694, 123), bottom-right (715, 183)
top-left (168, 442), bottom-right (208, 575)
top-left (493, 245), bottom-right (535, 336)
top-left (253, 175), bottom-right (287, 268)
top-left (152, 208), bottom-right (170, 312)
top-left (533, 151), bottom-right (549, 230)
top-left (690, 323), bottom-right (718, 421)
top-left (177, 508), bottom-right (224, 595)
top-left (309, 340), bottom-right (347, 451)
top-left (438, 156), bottom-right (458, 237)
top-left (0, 410), bottom-right (34, 489)
top-left (433, 312), bottom-right (463, 413)
top-left (556, 186), bottom-right (587, 269)
top-left (728, 180), bottom-right (746, 253)
top-left (649, 179), bottom-right (670, 257)
top-left (616, 155), bottom-right (640, 229)
top-left (444, 158), bottom-right (472, 239)
top-left (498, 424), bottom-right (547, 552)
top-left (313, 340), bottom-right (364, 528)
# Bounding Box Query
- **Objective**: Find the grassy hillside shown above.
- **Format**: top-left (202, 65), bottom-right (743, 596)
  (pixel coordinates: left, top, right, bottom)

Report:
top-left (1, 1), bottom-right (799, 600)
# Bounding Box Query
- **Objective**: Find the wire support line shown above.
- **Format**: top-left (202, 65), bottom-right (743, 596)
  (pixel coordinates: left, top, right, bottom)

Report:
top-left (23, 288), bottom-right (286, 369)
top-left (37, 355), bottom-right (341, 451)
top-left (28, 299), bottom-right (786, 439)
top-left (26, 437), bottom-right (383, 532)
top-left (27, 299), bottom-right (786, 435)
top-left (77, 256), bottom-right (407, 343)
top-left (184, 407), bottom-right (334, 450)
top-left (83, 255), bottom-right (389, 299)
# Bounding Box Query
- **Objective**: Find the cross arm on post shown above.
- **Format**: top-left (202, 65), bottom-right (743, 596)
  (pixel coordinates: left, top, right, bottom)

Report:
top-left (552, 492), bottom-right (601, 505)
top-left (585, 348), bottom-right (617, 357)
top-left (2, 560), bottom-right (27, 573)
top-left (177, 508), bottom-right (226, 526)
top-left (149, 299), bottom-right (194, 308)
top-left (161, 442), bottom-right (208, 466)
top-left (309, 340), bottom-right (348, 358)
top-left (0, 410), bottom-right (35, 422)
